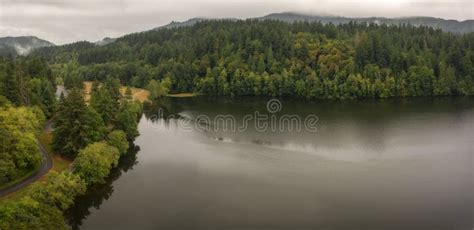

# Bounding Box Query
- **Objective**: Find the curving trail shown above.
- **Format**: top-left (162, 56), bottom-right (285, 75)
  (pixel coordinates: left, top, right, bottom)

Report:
top-left (0, 120), bottom-right (54, 197)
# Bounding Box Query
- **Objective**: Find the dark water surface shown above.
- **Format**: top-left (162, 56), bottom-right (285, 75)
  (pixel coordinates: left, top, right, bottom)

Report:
top-left (67, 97), bottom-right (473, 230)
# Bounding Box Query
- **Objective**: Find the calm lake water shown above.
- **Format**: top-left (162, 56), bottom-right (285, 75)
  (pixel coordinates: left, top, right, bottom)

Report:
top-left (67, 97), bottom-right (473, 230)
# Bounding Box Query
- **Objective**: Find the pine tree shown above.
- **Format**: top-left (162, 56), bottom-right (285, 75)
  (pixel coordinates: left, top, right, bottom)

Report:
top-left (53, 89), bottom-right (106, 157)
top-left (125, 86), bottom-right (133, 100)
top-left (90, 87), bottom-right (118, 125)
top-left (2, 60), bottom-right (20, 105)
top-left (114, 101), bottom-right (140, 140)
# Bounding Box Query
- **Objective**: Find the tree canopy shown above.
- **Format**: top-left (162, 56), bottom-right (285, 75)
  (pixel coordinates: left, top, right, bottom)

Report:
top-left (0, 57), bottom-right (57, 117)
top-left (107, 130), bottom-right (129, 155)
top-left (34, 20), bottom-right (474, 99)
top-left (53, 88), bottom-right (106, 157)
top-left (72, 142), bottom-right (120, 186)
top-left (0, 106), bottom-right (44, 185)
top-left (0, 172), bottom-right (86, 230)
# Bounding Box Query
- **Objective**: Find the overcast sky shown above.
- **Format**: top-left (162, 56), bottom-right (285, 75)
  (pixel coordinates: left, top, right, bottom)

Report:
top-left (0, 0), bottom-right (472, 45)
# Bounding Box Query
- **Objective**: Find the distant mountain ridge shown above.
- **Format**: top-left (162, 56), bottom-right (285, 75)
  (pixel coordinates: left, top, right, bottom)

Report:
top-left (92, 18), bottom-right (212, 45)
top-left (95, 37), bottom-right (117, 46)
top-left (146, 13), bottom-right (474, 35)
top-left (153, 18), bottom-right (209, 30)
top-left (261, 12), bottom-right (474, 34)
top-left (4, 12), bottom-right (474, 53)
top-left (0, 36), bottom-right (54, 56)
top-left (149, 12), bottom-right (474, 34)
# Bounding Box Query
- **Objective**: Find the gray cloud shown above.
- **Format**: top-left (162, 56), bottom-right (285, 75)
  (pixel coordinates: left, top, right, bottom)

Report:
top-left (0, 0), bottom-right (472, 45)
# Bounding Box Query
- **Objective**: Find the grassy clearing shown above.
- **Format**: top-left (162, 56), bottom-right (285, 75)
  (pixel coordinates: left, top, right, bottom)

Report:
top-left (83, 81), bottom-right (150, 103)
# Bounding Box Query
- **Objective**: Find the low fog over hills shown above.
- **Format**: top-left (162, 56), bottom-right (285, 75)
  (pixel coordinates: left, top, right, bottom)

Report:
top-left (0, 36), bottom-right (54, 56)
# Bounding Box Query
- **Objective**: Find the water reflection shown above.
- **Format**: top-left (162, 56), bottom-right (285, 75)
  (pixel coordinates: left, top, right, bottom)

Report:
top-left (69, 96), bottom-right (473, 230)
top-left (65, 143), bottom-right (140, 229)
top-left (143, 96), bottom-right (474, 162)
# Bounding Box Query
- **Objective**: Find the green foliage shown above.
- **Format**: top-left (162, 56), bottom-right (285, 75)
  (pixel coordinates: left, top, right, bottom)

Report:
top-left (0, 85), bottom-right (139, 229)
top-left (407, 65), bottom-right (434, 97)
top-left (114, 100), bottom-right (142, 140)
top-left (0, 171), bottom-right (86, 230)
top-left (107, 130), bottom-right (129, 155)
top-left (146, 78), bottom-right (171, 100)
top-left (0, 95), bottom-right (11, 107)
top-left (0, 106), bottom-right (44, 185)
top-left (90, 84), bottom-right (119, 125)
top-left (103, 78), bottom-right (122, 101)
top-left (53, 88), bottom-right (106, 157)
top-left (59, 60), bottom-right (84, 89)
top-left (28, 172), bottom-right (86, 211)
top-left (125, 86), bottom-right (133, 100)
top-left (32, 20), bottom-right (474, 98)
top-left (0, 196), bottom-right (68, 230)
top-left (28, 78), bottom-right (57, 118)
top-left (434, 61), bottom-right (457, 95)
top-left (0, 57), bottom-right (57, 116)
top-left (72, 142), bottom-right (120, 185)
top-left (0, 58), bottom-right (19, 104)
top-left (0, 55), bottom-right (143, 230)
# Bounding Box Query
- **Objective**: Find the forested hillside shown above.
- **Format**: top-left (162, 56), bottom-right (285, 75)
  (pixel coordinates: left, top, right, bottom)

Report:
top-left (0, 36), bottom-right (54, 57)
top-left (34, 20), bottom-right (473, 98)
top-left (262, 13), bottom-right (474, 34)
top-left (0, 57), bottom-right (57, 116)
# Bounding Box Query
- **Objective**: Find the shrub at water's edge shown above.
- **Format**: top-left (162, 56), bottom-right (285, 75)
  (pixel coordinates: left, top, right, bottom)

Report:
top-left (72, 142), bottom-right (120, 186)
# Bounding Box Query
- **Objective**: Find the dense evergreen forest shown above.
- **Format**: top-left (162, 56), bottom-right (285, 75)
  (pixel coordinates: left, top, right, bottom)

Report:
top-left (34, 20), bottom-right (474, 98)
top-left (0, 57), bottom-right (57, 116)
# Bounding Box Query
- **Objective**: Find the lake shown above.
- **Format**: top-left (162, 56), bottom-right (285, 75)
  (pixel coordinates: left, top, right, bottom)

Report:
top-left (67, 97), bottom-right (473, 230)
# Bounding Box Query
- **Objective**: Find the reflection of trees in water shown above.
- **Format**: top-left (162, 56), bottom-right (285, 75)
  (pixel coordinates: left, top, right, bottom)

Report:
top-left (143, 98), bottom-right (178, 122)
top-left (143, 98), bottom-right (190, 127)
top-left (65, 143), bottom-right (140, 230)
